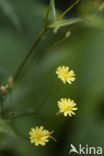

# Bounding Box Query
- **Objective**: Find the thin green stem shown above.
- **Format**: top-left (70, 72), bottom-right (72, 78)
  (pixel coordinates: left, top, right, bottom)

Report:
top-left (35, 81), bottom-right (60, 113)
top-left (44, 2), bottom-right (51, 28)
top-left (8, 112), bottom-right (56, 119)
top-left (14, 27), bottom-right (49, 82)
top-left (14, 2), bottom-right (51, 82)
top-left (8, 82), bottom-right (60, 119)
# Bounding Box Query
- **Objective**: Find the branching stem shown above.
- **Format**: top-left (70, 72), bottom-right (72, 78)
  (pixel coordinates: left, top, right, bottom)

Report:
top-left (13, 0), bottom-right (80, 82)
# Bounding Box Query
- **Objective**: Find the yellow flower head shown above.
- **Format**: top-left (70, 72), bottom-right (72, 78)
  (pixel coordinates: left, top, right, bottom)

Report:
top-left (29, 126), bottom-right (56, 146)
top-left (58, 98), bottom-right (78, 117)
top-left (56, 66), bottom-right (75, 84)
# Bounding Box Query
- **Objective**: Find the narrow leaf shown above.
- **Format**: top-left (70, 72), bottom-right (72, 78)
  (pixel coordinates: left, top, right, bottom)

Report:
top-left (50, 18), bottom-right (83, 28)
top-left (50, 0), bottom-right (56, 22)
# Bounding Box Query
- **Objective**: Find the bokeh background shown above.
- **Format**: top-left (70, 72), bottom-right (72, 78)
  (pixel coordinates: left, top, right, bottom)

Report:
top-left (0, 0), bottom-right (104, 156)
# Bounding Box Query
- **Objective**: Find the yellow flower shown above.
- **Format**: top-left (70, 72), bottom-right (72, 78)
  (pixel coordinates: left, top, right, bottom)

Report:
top-left (58, 98), bottom-right (78, 117)
top-left (56, 66), bottom-right (75, 84)
top-left (29, 126), bottom-right (56, 146)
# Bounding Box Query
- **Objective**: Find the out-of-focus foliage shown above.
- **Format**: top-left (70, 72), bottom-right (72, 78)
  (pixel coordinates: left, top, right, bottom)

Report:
top-left (0, 0), bottom-right (20, 28)
top-left (0, 0), bottom-right (104, 156)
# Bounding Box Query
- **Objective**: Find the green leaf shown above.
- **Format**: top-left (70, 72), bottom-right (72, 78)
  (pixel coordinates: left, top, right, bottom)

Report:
top-left (50, 0), bottom-right (56, 22)
top-left (0, 118), bottom-right (17, 139)
top-left (50, 18), bottom-right (83, 28)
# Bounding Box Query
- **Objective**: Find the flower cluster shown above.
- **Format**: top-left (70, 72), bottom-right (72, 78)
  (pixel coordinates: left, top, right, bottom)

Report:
top-left (29, 65), bottom-right (78, 147)
top-left (56, 66), bottom-right (78, 117)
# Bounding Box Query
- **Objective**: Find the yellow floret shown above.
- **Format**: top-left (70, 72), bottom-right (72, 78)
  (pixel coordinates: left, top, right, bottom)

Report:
top-left (29, 126), bottom-right (56, 146)
top-left (56, 66), bottom-right (75, 84)
top-left (58, 98), bottom-right (78, 117)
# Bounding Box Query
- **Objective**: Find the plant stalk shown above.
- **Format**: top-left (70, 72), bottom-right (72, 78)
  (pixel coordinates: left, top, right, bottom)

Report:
top-left (14, 27), bottom-right (49, 82)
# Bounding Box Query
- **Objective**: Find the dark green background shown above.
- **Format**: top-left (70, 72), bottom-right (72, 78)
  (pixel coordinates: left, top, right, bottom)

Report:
top-left (0, 0), bottom-right (104, 156)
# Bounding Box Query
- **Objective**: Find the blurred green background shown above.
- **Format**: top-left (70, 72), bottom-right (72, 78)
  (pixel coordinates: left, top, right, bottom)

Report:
top-left (0, 0), bottom-right (104, 156)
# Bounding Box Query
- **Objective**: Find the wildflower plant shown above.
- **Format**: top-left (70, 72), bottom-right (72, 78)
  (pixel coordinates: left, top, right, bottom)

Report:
top-left (0, 0), bottom-right (81, 150)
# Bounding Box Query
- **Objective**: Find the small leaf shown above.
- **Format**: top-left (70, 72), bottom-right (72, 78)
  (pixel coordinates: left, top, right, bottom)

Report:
top-left (50, 0), bottom-right (56, 22)
top-left (50, 18), bottom-right (83, 28)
